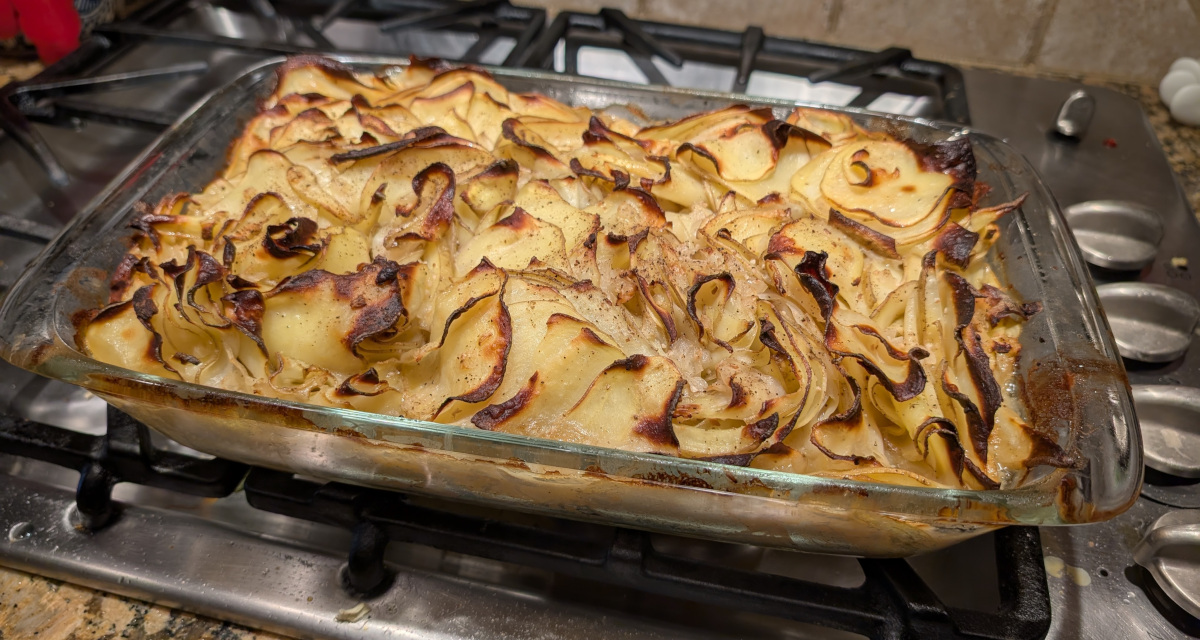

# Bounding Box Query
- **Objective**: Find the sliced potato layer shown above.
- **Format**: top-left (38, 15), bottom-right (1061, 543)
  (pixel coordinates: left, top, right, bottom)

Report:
top-left (81, 56), bottom-right (1052, 491)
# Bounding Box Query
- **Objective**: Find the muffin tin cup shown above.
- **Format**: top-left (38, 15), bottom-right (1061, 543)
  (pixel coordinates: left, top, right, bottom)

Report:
top-left (1064, 200), bottom-right (1165, 271)
top-left (1096, 282), bottom-right (1200, 363)
top-left (1134, 385), bottom-right (1200, 477)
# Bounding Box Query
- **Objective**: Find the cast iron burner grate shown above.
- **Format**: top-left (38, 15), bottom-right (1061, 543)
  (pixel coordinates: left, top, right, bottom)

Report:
top-left (515, 10), bottom-right (969, 125)
top-left (0, 407), bottom-right (1051, 640)
top-left (0, 0), bottom-right (546, 186)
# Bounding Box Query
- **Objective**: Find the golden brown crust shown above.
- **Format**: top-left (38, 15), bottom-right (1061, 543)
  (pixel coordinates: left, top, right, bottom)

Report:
top-left (78, 56), bottom-right (1049, 489)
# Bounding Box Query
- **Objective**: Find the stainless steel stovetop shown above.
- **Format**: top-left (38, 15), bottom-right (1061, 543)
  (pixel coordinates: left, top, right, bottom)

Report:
top-left (2, 4), bottom-right (1199, 639)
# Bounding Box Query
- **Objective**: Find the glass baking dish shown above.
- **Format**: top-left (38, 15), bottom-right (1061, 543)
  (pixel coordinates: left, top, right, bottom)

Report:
top-left (0, 56), bottom-right (1141, 557)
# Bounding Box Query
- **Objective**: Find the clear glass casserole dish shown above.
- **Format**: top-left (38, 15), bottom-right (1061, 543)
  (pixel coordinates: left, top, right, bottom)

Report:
top-left (0, 56), bottom-right (1141, 557)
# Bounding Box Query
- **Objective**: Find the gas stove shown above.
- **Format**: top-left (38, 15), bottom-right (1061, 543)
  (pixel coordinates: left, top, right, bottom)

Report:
top-left (1, 2), bottom-right (1197, 639)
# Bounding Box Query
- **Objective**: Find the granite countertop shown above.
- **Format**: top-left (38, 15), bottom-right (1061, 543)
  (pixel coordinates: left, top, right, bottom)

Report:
top-left (1127, 83), bottom-right (1200, 215)
top-left (0, 67), bottom-right (1197, 640)
top-left (0, 567), bottom-right (283, 639)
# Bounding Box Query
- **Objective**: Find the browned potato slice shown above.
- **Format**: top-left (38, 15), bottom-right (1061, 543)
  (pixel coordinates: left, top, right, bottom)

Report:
top-left (583, 188), bottom-right (666, 236)
top-left (508, 92), bottom-right (587, 123)
top-left (638, 105), bottom-right (772, 144)
top-left (268, 108), bottom-right (338, 148)
top-left (494, 118), bottom-right (574, 180)
top-left (386, 68), bottom-right (510, 109)
top-left (260, 259), bottom-right (405, 376)
top-left (469, 314), bottom-right (625, 436)
top-left (767, 217), bottom-right (866, 312)
top-left (409, 83), bottom-right (476, 131)
top-left (518, 117), bottom-right (589, 152)
top-left (819, 141), bottom-right (954, 245)
top-left (786, 107), bottom-right (874, 145)
top-left (718, 128), bottom-right (832, 202)
top-left (571, 137), bottom-right (709, 209)
top-left (562, 354), bottom-right (684, 454)
top-left (513, 180), bottom-right (600, 250)
top-left (226, 94), bottom-right (333, 177)
top-left (457, 159), bottom-right (519, 227)
top-left (464, 92), bottom-right (514, 149)
top-left (454, 208), bottom-right (569, 277)
top-left (678, 124), bottom-right (779, 182)
top-left (377, 58), bottom-right (449, 93)
top-left (356, 101), bottom-right (424, 138)
top-left (227, 219), bottom-right (323, 286)
top-left (360, 141), bottom-right (494, 231)
top-left (700, 204), bottom-right (792, 256)
top-left (83, 285), bottom-right (177, 378)
top-left (266, 57), bottom-right (392, 108)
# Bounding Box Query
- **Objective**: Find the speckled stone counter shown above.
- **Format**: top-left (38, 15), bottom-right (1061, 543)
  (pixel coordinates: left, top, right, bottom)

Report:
top-left (0, 567), bottom-right (283, 639)
top-left (1127, 84), bottom-right (1200, 215)
top-left (0, 72), bottom-right (1196, 640)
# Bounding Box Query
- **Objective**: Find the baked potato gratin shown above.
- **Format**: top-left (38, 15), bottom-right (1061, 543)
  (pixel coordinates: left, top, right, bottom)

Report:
top-left (79, 56), bottom-right (1069, 490)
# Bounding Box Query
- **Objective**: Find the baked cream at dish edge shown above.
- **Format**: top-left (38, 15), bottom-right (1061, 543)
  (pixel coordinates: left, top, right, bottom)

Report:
top-left (78, 56), bottom-right (1066, 491)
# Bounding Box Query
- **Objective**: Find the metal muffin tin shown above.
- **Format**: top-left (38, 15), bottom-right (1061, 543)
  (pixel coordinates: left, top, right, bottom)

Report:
top-left (1134, 385), bottom-right (1200, 478)
top-left (966, 68), bottom-right (1200, 626)
top-left (1040, 82), bottom-right (1200, 618)
top-left (1065, 200), bottom-right (1164, 271)
top-left (1097, 282), bottom-right (1200, 363)
top-left (1025, 83), bottom-right (1200, 478)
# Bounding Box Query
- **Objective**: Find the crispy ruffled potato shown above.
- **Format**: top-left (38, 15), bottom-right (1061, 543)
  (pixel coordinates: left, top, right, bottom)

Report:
top-left (80, 56), bottom-right (1056, 491)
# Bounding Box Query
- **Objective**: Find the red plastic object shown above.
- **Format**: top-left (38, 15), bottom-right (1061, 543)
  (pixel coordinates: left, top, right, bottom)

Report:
top-left (0, 0), bottom-right (18, 40)
top-left (4, 0), bottom-right (81, 64)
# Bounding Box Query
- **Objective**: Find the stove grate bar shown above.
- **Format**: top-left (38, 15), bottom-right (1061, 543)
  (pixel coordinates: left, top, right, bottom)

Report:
top-left (378, 0), bottom-right (503, 32)
top-left (0, 404), bottom-right (1048, 637)
top-left (807, 46), bottom-right (911, 84)
top-left (0, 213), bottom-right (59, 243)
top-left (599, 8), bottom-right (683, 68)
top-left (500, 7), bottom-right (545, 68)
top-left (733, 26), bottom-right (764, 93)
top-left (296, 18), bottom-right (337, 51)
top-left (94, 22), bottom-right (324, 55)
top-left (13, 60), bottom-right (209, 97)
top-left (315, 0), bottom-right (359, 31)
top-left (1, 51), bottom-right (208, 185)
top-left (0, 406), bottom-right (248, 529)
top-left (243, 466), bottom-right (1051, 640)
top-left (0, 87), bottom-right (71, 186)
top-left (517, 11), bottom-right (969, 124)
top-left (461, 26), bottom-right (501, 64)
top-left (0, 474), bottom-right (702, 640)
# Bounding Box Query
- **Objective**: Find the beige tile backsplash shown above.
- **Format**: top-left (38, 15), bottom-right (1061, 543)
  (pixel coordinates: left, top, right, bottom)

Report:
top-left (637, 0), bottom-right (835, 40)
top-left (518, 0), bottom-right (1200, 83)
top-left (1036, 0), bottom-right (1200, 81)
top-left (829, 0), bottom-right (1050, 65)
